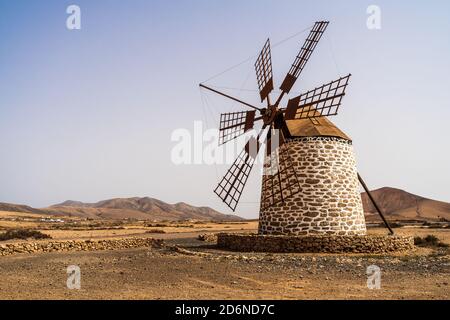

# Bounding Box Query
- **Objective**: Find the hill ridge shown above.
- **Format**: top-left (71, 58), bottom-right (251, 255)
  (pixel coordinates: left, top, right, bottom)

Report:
top-left (46, 196), bottom-right (243, 221)
top-left (1, 187), bottom-right (449, 221)
top-left (361, 187), bottom-right (450, 221)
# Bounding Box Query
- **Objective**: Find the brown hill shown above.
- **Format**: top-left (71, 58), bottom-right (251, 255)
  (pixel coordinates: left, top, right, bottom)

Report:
top-left (2, 187), bottom-right (448, 222)
top-left (43, 197), bottom-right (243, 221)
top-left (362, 187), bottom-right (450, 222)
top-left (0, 202), bottom-right (44, 215)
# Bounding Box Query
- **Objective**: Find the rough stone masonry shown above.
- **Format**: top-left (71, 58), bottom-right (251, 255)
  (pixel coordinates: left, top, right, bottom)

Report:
top-left (0, 238), bottom-right (163, 256)
top-left (217, 233), bottom-right (414, 253)
top-left (259, 136), bottom-right (367, 236)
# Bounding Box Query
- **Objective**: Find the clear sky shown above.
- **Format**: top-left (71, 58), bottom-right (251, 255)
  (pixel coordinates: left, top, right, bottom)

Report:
top-left (0, 0), bottom-right (449, 218)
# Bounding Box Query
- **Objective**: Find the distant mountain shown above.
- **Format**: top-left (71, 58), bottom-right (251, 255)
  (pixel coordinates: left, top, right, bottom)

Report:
top-left (362, 187), bottom-right (450, 221)
top-left (1, 187), bottom-right (448, 222)
top-left (55, 200), bottom-right (92, 208)
top-left (43, 197), bottom-right (243, 221)
top-left (0, 202), bottom-right (43, 215)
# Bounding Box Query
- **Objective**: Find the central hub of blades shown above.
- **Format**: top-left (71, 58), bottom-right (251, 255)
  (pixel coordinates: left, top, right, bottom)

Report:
top-left (262, 105), bottom-right (278, 125)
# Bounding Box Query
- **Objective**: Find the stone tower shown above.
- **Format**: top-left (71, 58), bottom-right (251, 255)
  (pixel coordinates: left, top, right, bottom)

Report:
top-left (258, 116), bottom-right (367, 236)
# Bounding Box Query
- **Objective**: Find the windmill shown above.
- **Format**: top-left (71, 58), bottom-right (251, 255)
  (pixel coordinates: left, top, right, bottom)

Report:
top-left (200, 21), bottom-right (393, 236)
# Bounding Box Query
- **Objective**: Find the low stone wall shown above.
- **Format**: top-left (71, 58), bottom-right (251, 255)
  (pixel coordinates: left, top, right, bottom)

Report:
top-left (197, 233), bottom-right (218, 243)
top-left (0, 237), bottom-right (163, 256)
top-left (217, 233), bottom-right (414, 254)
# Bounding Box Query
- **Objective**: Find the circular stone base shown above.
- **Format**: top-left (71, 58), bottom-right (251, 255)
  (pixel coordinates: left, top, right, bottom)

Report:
top-left (217, 233), bottom-right (414, 254)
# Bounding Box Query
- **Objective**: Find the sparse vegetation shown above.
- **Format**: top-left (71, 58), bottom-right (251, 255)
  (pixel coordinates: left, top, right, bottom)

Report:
top-left (146, 229), bottom-right (166, 234)
top-left (422, 221), bottom-right (449, 229)
top-left (216, 221), bottom-right (247, 225)
top-left (38, 221), bottom-right (126, 231)
top-left (145, 223), bottom-right (195, 228)
top-left (389, 222), bottom-right (402, 228)
top-left (145, 223), bottom-right (167, 228)
top-left (0, 229), bottom-right (52, 241)
top-left (414, 234), bottom-right (449, 247)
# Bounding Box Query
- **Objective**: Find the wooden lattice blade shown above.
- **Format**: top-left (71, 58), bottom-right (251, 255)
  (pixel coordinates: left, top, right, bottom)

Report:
top-left (214, 137), bottom-right (261, 211)
top-left (255, 38), bottom-right (274, 102)
top-left (283, 74), bottom-right (351, 120)
top-left (284, 116), bottom-right (351, 141)
top-left (279, 21), bottom-right (329, 94)
top-left (260, 138), bottom-right (301, 211)
top-left (218, 110), bottom-right (259, 145)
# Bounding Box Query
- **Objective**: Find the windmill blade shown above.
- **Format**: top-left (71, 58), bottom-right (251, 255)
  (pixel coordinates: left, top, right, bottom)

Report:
top-left (214, 136), bottom-right (262, 211)
top-left (260, 130), bottom-right (301, 211)
top-left (284, 74), bottom-right (351, 120)
top-left (279, 21), bottom-right (329, 94)
top-left (265, 125), bottom-right (285, 156)
top-left (219, 110), bottom-right (263, 145)
top-left (255, 39), bottom-right (274, 102)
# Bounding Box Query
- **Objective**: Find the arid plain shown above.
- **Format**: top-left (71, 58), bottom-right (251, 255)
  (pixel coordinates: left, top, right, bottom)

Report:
top-left (0, 209), bottom-right (448, 300)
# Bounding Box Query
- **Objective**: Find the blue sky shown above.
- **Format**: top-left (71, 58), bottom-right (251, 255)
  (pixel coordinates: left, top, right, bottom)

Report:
top-left (0, 0), bottom-right (449, 218)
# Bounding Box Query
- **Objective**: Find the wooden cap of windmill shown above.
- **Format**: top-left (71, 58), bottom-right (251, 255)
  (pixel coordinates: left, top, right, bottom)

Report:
top-left (285, 117), bottom-right (351, 141)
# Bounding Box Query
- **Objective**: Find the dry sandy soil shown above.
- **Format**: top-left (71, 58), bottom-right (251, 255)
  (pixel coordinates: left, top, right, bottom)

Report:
top-left (0, 213), bottom-right (448, 300)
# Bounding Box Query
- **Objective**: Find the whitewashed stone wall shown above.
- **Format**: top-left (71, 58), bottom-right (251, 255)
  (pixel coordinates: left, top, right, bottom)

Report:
top-left (258, 136), bottom-right (366, 236)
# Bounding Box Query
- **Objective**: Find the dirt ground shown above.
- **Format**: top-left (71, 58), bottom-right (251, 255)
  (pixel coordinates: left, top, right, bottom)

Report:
top-left (0, 220), bottom-right (448, 300)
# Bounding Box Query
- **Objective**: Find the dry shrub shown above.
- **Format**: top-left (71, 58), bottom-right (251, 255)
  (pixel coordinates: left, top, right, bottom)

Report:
top-left (414, 234), bottom-right (448, 247)
top-left (0, 229), bottom-right (52, 241)
top-left (145, 223), bottom-right (167, 228)
top-left (146, 229), bottom-right (166, 234)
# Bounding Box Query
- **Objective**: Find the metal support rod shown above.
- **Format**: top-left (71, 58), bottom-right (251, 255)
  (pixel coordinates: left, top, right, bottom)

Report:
top-left (199, 84), bottom-right (262, 112)
top-left (357, 173), bottom-right (394, 235)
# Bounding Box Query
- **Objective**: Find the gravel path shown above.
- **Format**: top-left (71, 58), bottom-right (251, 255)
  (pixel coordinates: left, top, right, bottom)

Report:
top-left (0, 235), bottom-right (448, 299)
